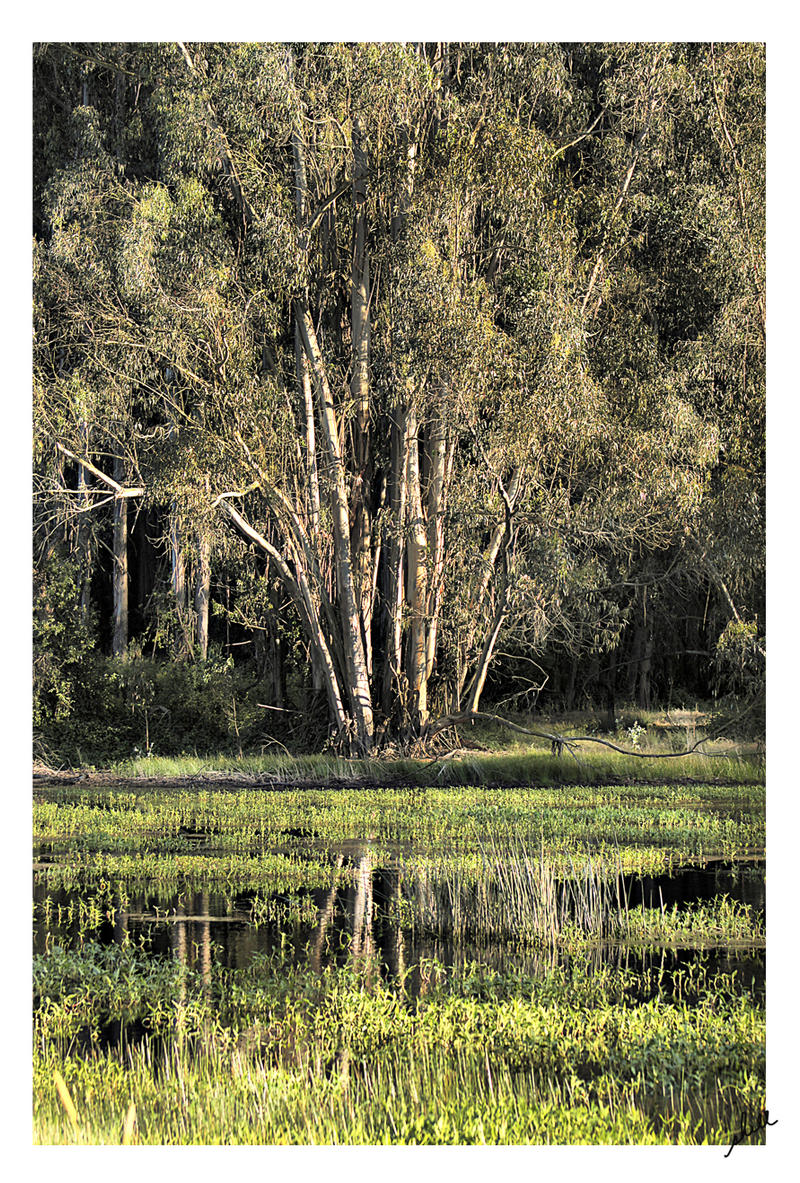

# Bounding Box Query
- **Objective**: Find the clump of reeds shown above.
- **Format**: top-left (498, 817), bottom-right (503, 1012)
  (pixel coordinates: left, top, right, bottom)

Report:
top-left (399, 838), bottom-right (628, 946)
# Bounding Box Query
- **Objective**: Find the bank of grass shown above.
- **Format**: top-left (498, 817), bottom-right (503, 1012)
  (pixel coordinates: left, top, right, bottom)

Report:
top-left (40, 708), bottom-right (763, 789)
top-left (104, 740), bottom-right (762, 790)
top-left (33, 943), bottom-right (765, 1145)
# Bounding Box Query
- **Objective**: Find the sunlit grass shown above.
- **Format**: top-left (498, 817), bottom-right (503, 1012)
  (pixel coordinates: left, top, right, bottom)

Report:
top-left (104, 747), bottom-right (763, 787)
top-left (66, 708), bottom-right (764, 788)
top-left (33, 944), bottom-right (765, 1145)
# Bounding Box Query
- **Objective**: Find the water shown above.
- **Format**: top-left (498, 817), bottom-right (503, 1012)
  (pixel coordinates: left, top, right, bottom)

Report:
top-left (33, 845), bottom-right (766, 1003)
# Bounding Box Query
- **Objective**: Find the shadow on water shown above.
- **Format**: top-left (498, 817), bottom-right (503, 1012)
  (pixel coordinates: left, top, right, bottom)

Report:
top-left (622, 862), bottom-right (764, 913)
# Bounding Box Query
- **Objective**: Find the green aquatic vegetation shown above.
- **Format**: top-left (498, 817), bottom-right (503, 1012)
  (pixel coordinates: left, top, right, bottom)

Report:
top-left (32, 778), bottom-right (766, 1145)
top-left (35, 848), bottom-right (347, 894)
top-left (248, 892), bottom-right (320, 928)
top-left (33, 944), bottom-right (765, 1146)
top-left (34, 782), bottom-right (764, 869)
top-left (393, 853), bottom-right (764, 950)
top-left (623, 896), bottom-right (764, 946)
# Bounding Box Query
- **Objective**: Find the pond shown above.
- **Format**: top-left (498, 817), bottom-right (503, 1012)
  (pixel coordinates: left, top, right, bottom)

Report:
top-left (33, 850), bottom-right (766, 998)
top-left (32, 780), bottom-right (766, 1145)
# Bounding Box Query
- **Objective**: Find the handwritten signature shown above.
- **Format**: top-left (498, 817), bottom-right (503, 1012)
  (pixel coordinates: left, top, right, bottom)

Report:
top-left (724, 1109), bottom-right (777, 1156)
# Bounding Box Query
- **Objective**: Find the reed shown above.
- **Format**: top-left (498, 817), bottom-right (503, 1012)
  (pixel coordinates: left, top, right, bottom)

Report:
top-left (33, 944), bottom-right (765, 1146)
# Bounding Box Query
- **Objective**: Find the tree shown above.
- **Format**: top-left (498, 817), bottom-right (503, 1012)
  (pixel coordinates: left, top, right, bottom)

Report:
top-left (33, 42), bottom-right (766, 754)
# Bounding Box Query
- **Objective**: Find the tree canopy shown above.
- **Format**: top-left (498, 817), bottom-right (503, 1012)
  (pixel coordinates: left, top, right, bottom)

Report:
top-left (33, 41), bottom-right (765, 758)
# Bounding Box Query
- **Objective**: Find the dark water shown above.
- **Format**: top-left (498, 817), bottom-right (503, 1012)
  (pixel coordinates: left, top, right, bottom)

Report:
top-left (33, 851), bottom-right (766, 1005)
top-left (621, 861), bottom-right (765, 913)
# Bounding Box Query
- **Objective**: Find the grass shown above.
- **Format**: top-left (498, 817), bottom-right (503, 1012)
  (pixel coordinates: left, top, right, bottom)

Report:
top-left (33, 943), bottom-right (765, 1145)
top-left (398, 846), bottom-right (765, 950)
top-left (101, 746), bottom-right (763, 788)
top-left (32, 766), bottom-right (766, 1145)
top-left (38, 708), bottom-right (763, 789)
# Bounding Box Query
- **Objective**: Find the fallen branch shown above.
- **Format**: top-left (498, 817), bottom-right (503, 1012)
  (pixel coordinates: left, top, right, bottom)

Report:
top-left (423, 710), bottom-right (744, 761)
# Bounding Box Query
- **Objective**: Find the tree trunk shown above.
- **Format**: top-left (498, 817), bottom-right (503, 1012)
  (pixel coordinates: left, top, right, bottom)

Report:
top-left (289, 79), bottom-right (373, 750)
top-left (405, 407), bottom-right (429, 728)
top-left (217, 498), bottom-right (349, 739)
top-left (464, 586), bottom-right (508, 714)
top-left (76, 422), bottom-right (93, 618)
top-left (170, 513), bottom-right (189, 657)
top-left (112, 453), bottom-right (128, 657)
top-left (195, 532), bottom-right (211, 660)
top-left (295, 303), bottom-right (374, 751)
top-left (381, 409), bottom-right (409, 716)
top-left (295, 326), bottom-right (321, 537)
top-left (457, 466), bottom-right (522, 701)
top-left (638, 627), bottom-right (653, 710)
top-left (349, 119), bottom-right (374, 676)
top-left (268, 580), bottom-right (285, 709)
top-left (424, 406), bottom-right (450, 683)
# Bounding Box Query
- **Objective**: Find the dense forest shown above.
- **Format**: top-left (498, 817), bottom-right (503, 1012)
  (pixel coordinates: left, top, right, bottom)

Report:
top-left (32, 42), bottom-right (765, 761)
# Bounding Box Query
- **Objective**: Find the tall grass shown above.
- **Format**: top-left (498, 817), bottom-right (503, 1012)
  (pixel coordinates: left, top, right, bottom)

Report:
top-left (398, 842), bottom-right (765, 949)
top-left (33, 944), bottom-right (766, 1145)
top-left (100, 731), bottom-right (764, 788)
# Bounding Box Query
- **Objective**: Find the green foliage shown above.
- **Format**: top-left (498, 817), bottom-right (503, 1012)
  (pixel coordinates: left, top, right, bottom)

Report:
top-left (37, 650), bottom-right (275, 764)
top-left (714, 619), bottom-right (765, 699)
top-left (32, 42), bottom-right (765, 748)
top-left (33, 940), bottom-right (764, 1144)
top-left (33, 556), bottom-right (96, 728)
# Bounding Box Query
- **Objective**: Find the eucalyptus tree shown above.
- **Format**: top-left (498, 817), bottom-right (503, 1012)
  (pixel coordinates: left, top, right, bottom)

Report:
top-left (33, 41), bottom-right (765, 750)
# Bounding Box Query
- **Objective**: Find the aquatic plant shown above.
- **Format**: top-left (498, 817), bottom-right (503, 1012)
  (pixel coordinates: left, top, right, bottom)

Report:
top-left (32, 943), bottom-right (765, 1146)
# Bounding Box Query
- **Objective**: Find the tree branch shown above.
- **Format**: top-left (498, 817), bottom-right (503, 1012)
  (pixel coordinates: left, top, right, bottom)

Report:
top-left (424, 710), bottom-right (744, 761)
top-left (54, 443), bottom-right (144, 497)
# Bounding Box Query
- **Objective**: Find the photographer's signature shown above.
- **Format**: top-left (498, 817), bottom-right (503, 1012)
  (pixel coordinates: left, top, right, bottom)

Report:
top-left (724, 1109), bottom-right (777, 1156)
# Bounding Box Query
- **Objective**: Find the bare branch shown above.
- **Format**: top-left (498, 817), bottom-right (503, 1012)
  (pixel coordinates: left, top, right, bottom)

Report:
top-left (54, 443), bottom-right (144, 497)
top-left (424, 710), bottom-right (743, 761)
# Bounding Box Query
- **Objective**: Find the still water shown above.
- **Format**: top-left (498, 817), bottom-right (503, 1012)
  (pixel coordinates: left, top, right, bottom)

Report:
top-left (33, 844), bottom-right (765, 1003)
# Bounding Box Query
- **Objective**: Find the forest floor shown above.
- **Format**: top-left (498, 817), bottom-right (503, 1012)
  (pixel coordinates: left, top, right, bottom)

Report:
top-left (32, 707), bottom-right (765, 791)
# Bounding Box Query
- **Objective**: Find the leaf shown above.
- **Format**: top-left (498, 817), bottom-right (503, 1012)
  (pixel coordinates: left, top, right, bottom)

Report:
top-left (54, 1069), bottom-right (78, 1130)
top-left (122, 1100), bottom-right (138, 1145)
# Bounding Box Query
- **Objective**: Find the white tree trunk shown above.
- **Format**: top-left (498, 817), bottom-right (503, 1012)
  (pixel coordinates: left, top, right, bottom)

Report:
top-left (405, 407), bottom-right (429, 727)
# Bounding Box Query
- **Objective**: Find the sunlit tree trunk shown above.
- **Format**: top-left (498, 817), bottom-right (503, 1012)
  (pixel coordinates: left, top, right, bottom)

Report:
top-left (295, 327), bottom-right (320, 537)
top-left (295, 304), bottom-right (374, 751)
top-left (350, 119), bottom-right (374, 675)
top-left (289, 78), bottom-right (373, 750)
top-left (457, 466), bottom-right (522, 702)
top-left (382, 409), bottom-right (409, 715)
top-left (405, 406), bottom-right (429, 726)
top-left (464, 587), bottom-right (508, 714)
top-left (424, 407), bottom-right (452, 683)
top-left (73, 422), bottom-right (94, 618)
top-left (217, 499), bottom-right (349, 737)
top-left (170, 514), bottom-right (189, 657)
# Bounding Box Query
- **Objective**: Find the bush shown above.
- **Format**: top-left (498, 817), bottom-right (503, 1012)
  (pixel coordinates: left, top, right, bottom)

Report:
top-left (36, 640), bottom-right (282, 765)
top-left (33, 557), bottom-right (97, 730)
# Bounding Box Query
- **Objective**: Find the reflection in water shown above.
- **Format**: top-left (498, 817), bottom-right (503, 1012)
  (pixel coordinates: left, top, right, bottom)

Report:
top-left (33, 850), bottom-right (766, 1003)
